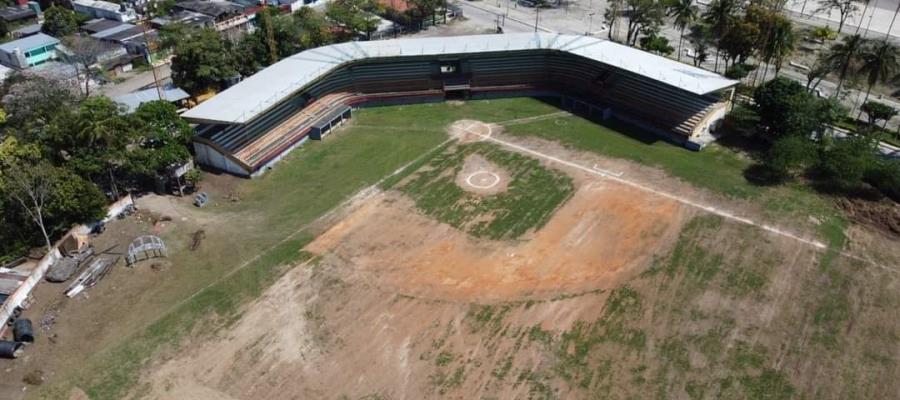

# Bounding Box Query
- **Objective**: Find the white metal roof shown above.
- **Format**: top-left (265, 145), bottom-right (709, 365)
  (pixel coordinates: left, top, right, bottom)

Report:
top-left (183, 33), bottom-right (738, 125)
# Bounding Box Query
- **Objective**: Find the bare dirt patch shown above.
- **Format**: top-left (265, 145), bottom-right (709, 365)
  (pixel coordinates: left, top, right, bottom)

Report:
top-left (455, 154), bottom-right (509, 195)
top-left (307, 182), bottom-right (684, 302)
top-left (835, 197), bottom-right (900, 237)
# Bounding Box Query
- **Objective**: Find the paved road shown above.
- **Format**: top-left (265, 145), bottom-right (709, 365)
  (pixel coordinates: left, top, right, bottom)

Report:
top-left (98, 63), bottom-right (172, 98)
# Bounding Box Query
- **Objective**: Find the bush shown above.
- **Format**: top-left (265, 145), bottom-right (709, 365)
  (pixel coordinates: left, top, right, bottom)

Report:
top-left (767, 135), bottom-right (819, 179)
top-left (864, 160), bottom-right (900, 202)
top-left (725, 63), bottom-right (755, 80)
top-left (811, 26), bottom-right (838, 41)
top-left (816, 136), bottom-right (876, 190)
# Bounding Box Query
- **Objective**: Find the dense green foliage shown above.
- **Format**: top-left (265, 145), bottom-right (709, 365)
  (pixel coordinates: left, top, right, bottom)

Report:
top-left (750, 78), bottom-right (900, 199)
top-left (171, 28), bottom-right (239, 96)
top-left (41, 5), bottom-right (81, 37)
top-left (753, 77), bottom-right (843, 140)
top-left (0, 74), bottom-right (192, 260)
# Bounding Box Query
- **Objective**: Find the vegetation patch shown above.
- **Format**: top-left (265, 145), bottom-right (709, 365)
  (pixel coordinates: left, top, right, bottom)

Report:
top-left (395, 142), bottom-right (574, 240)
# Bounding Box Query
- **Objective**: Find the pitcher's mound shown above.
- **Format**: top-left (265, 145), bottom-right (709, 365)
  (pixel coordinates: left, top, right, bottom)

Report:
top-left (456, 154), bottom-right (509, 195)
top-left (448, 119), bottom-right (494, 143)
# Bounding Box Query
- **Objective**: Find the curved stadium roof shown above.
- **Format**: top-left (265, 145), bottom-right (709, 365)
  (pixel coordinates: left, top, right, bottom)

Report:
top-left (183, 32), bottom-right (738, 125)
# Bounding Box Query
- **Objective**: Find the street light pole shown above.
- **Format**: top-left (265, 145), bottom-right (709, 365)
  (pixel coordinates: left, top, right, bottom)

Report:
top-left (588, 12), bottom-right (595, 35)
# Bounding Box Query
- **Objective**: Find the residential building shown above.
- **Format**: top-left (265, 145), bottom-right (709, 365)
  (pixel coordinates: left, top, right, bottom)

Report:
top-left (173, 1), bottom-right (257, 32)
top-left (151, 10), bottom-right (215, 30)
top-left (0, 33), bottom-right (60, 69)
top-left (0, 0), bottom-right (39, 25)
top-left (72, 0), bottom-right (136, 22)
top-left (113, 84), bottom-right (190, 113)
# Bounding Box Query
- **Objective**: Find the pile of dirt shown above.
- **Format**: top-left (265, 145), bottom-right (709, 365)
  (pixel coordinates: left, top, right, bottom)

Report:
top-left (835, 197), bottom-right (900, 236)
top-left (455, 154), bottom-right (510, 196)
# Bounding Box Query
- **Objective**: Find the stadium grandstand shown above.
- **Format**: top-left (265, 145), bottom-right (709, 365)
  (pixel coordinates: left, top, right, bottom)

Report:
top-left (182, 33), bottom-right (739, 177)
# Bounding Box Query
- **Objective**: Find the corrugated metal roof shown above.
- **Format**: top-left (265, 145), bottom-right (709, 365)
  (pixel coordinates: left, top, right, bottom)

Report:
top-left (183, 33), bottom-right (738, 125)
top-left (113, 85), bottom-right (190, 113)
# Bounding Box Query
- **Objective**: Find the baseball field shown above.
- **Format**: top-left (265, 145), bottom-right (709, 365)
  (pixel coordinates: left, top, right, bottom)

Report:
top-left (25, 97), bottom-right (900, 400)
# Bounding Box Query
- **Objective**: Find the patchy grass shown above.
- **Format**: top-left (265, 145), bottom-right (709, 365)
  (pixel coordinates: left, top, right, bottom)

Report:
top-left (500, 106), bottom-right (848, 247)
top-left (396, 142), bottom-right (574, 240)
top-left (38, 105), bottom-right (453, 400)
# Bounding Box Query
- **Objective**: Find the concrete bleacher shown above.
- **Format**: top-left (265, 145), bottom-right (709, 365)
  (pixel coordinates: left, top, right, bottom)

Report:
top-left (193, 48), bottom-right (733, 177)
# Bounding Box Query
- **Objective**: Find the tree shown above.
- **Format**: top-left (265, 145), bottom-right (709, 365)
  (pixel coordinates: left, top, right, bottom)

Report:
top-left (687, 22), bottom-right (713, 66)
top-left (171, 28), bottom-right (238, 96)
top-left (46, 97), bottom-right (133, 198)
top-left (666, 0), bottom-right (698, 61)
top-left (817, 135), bottom-right (877, 189)
top-left (624, 0), bottom-right (666, 46)
top-left (159, 22), bottom-right (192, 51)
top-left (746, 5), bottom-right (796, 80)
top-left (806, 52), bottom-right (834, 89)
top-left (860, 100), bottom-right (897, 128)
top-left (605, 0), bottom-right (625, 40)
top-left (4, 161), bottom-right (54, 252)
top-left (753, 77), bottom-right (845, 140)
top-left (719, 20), bottom-right (759, 67)
top-left (127, 101), bottom-right (193, 181)
top-left (815, 0), bottom-right (859, 34)
top-left (293, 7), bottom-right (334, 48)
top-left (327, 0), bottom-right (382, 39)
top-left (146, 0), bottom-right (177, 18)
top-left (826, 34), bottom-right (864, 96)
top-left (41, 6), bottom-right (80, 38)
top-left (702, 0), bottom-right (738, 72)
top-left (639, 33), bottom-right (674, 55)
top-left (60, 35), bottom-right (113, 97)
top-left (856, 40), bottom-right (900, 120)
top-left (1, 73), bottom-right (80, 138)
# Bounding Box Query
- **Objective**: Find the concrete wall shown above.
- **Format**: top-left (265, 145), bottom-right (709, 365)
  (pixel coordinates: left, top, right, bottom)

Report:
top-left (193, 141), bottom-right (251, 177)
top-left (0, 195), bottom-right (135, 336)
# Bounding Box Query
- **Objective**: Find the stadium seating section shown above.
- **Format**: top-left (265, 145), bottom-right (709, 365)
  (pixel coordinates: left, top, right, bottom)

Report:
top-left (194, 50), bottom-right (730, 176)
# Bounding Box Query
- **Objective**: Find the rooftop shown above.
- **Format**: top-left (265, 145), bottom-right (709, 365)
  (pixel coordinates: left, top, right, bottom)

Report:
top-left (91, 23), bottom-right (135, 38)
top-left (0, 5), bottom-right (35, 22)
top-left (113, 85), bottom-right (190, 112)
top-left (151, 10), bottom-right (214, 27)
top-left (12, 24), bottom-right (41, 37)
top-left (0, 33), bottom-right (60, 53)
top-left (73, 0), bottom-right (126, 13)
top-left (183, 33), bottom-right (738, 125)
top-left (82, 18), bottom-right (124, 33)
top-left (174, 1), bottom-right (245, 18)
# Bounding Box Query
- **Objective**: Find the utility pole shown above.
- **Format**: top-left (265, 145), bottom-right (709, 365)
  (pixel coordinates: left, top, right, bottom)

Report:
top-left (139, 9), bottom-right (163, 101)
top-left (534, 5), bottom-right (540, 32)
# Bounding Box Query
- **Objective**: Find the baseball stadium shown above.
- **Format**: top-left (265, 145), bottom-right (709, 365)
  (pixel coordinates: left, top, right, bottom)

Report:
top-left (183, 33), bottom-right (738, 177)
top-left (21, 32), bottom-right (900, 400)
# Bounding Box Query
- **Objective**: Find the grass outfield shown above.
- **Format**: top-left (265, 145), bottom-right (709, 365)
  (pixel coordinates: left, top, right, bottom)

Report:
top-left (38, 97), bottom-right (848, 399)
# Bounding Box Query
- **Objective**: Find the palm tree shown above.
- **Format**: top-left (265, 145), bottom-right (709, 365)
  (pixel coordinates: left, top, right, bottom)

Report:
top-left (826, 34), bottom-right (865, 96)
top-left (668, 0), bottom-right (698, 61)
top-left (856, 40), bottom-right (900, 119)
top-left (702, 0), bottom-right (737, 72)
